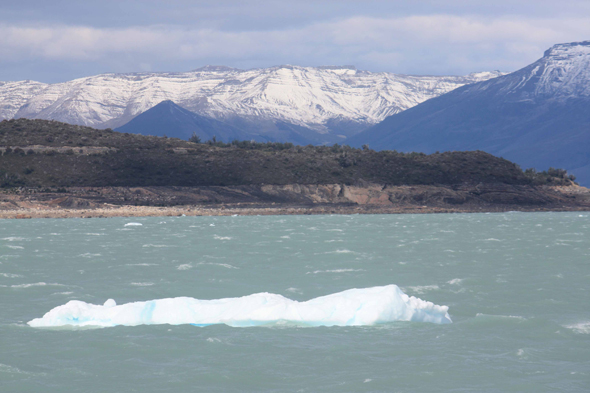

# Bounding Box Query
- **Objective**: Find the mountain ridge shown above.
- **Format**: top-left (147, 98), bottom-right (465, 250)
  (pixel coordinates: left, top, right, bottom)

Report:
top-left (348, 41), bottom-right (590, 185)
top-left (0, 66), bottom-right (502, 144)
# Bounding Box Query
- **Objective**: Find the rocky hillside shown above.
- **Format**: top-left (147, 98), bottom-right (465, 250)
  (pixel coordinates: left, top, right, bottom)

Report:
top-left (0, 118), bottom-right (567, 189)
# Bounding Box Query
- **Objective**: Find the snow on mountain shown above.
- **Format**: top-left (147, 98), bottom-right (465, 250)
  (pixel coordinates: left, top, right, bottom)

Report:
top-left (1, 66), bottom-right (502, 139)
top-left (459, 41), bottom-right (590, 101)
top-left (0, 80), bottom-right (48, 120)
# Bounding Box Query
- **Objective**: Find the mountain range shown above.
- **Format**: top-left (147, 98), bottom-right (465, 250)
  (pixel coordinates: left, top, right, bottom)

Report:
top-left (0, 66), bottom-right (501, 144)
top-left (2, 41), bottom-right (588, 184)
top-left (348, 41), bottom-right (590, 185)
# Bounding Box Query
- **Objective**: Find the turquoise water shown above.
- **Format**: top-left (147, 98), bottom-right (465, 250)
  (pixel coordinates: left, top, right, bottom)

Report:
top-left (1, 212), bottom-right (589, 392)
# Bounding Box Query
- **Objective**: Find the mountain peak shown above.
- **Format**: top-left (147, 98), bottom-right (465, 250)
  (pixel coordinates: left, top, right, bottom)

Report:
top-left (544, 41), bottom-right (590, 58)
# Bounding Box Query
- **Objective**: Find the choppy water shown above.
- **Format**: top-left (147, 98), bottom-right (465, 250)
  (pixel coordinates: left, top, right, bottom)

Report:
top-left (1, 212), bottom-right (589, 392)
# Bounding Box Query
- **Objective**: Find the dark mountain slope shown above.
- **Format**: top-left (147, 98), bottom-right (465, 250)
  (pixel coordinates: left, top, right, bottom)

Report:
top-left (348, 41), bottom-right (590, 185)
top-left (115, 100), bottom-right (266, 142)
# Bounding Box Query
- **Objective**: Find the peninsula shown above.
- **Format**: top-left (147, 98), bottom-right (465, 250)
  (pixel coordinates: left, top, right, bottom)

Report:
top-left (1, 119), bottom-right (588, 218)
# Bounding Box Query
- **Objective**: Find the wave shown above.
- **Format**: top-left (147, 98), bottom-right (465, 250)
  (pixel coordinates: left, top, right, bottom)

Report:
top-left (564, 322), bottom-right (590, 334)
top-left (124, 222), bottom-right (143, 227)
top-left (27, 285), bottom-right (452, 328)
top-left (0, 273), bottom-right (23, 278)
top-left (308, 269), bottom-right (364, 274)
top-left (404, 285), bottom-right (440, 294)
top-left (9, 282), bottom-right (66, 289)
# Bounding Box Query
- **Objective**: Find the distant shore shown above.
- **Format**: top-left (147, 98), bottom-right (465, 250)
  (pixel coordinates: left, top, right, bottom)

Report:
top-left (0, 206), bottom-right (590, 219)
top-left (1, 202), bottom-right (589, 220)
top-left (2, 183), bottom-right (589, 219)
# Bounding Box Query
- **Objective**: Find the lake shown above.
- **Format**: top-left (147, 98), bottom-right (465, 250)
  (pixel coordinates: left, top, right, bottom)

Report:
top-left (1, 212), bottom-right (589, 392)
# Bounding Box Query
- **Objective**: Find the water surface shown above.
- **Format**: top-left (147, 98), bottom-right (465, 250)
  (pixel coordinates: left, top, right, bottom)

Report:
top-left (1, 212), bottom-right (589, 391)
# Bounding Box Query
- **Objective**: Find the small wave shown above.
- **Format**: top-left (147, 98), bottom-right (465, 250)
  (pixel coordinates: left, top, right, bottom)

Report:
top-left (475, 313), bottom-right (526, 320)
top-left (125, 263), bottom-right (158, 267)
top-left (5, 245), bottom-right (24, 249)
top-left (325, 249), bottom-right (355, 254)
top-left (564, 322), bottom-right (590, 334)
top-left (124, 222), bottom-right (143, 227)
top-left (0, 363), bottom-right (46, 376)
top-left (78, 253), bottom-right (102, 258)
top-left (130, 282), bottom-right (154, 287)
top-left (177, 264), bottom-right (192, 270)
top-left (213, 235), bottom-right (232, 240)
top-left (142, 244), bottom-right (170, 248)
top-left (52, 291), bottom-right (74, 295)
top-left (0, 273), bottom-right (23, 278)
top-left (197, 262), bottom-right (238, 269)
top-left (447, 278), bottom-right (462, 285)
top-left (308, 269), bottom-right (364, 274)
top-left (404, 285), bottom-right (439, 294)
top-left (1, 237), bottom-right (26, 241)
top-left (28, 285), bottom-right (452, 328)
top-left (10, 282), bottom-right (66, 288)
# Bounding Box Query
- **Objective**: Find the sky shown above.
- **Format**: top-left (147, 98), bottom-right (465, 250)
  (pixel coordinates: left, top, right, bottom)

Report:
top-left (1, 0), bottom-right (590, 83)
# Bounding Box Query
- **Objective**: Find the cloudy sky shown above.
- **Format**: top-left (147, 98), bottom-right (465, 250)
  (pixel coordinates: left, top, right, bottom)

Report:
top-left (1, 0), bottom-right (589, 83)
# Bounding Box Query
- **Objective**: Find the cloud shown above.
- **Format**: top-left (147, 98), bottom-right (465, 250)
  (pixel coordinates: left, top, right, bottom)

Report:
top-left (1, 14), bottom-right (589, 80)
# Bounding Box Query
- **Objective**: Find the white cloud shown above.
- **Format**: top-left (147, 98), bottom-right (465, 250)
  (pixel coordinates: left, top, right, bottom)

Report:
top-left (1, 14), bottom-right (589, 78)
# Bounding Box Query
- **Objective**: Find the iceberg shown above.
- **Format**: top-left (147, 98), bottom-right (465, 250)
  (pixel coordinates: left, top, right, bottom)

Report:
top-left (27, 285), bottom-right (452, 328)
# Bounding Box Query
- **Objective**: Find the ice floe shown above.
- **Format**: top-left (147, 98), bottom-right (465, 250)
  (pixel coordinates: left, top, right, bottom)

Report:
top-left (28, 285), bottom-right (452, 328)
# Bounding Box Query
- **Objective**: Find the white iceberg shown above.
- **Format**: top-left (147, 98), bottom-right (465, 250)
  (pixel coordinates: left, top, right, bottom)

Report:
top-left (27, 285), bottom-right (452, 328)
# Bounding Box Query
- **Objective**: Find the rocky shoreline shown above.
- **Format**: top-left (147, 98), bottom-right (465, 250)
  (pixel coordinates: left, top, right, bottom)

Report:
top-left (1, 183), bottom-right (589, 219)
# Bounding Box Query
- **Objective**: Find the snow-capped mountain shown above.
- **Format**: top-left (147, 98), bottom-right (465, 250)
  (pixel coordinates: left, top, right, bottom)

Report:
top-left (349, 41), bottom-right (590, 185)
top-left (0, 80), bottom-right (48, 120)
top-left (1, 65), bottom-right (501, 143)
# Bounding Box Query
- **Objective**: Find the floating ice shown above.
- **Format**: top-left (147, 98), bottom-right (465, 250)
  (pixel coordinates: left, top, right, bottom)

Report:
top-left (27, 285), bottom-right (452, 328)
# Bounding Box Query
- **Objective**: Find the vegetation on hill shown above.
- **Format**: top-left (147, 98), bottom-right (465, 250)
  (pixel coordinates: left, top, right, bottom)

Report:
top-left (0, 119), bottom-right (575, 189)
